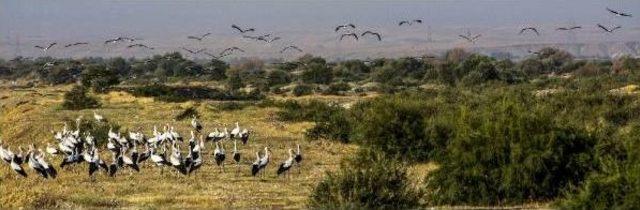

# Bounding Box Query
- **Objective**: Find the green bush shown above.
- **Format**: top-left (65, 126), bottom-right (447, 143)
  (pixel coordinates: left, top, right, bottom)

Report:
top-left (301, 62), bottom-right (333, 84)
top-left (174, 107), bottom-right (199, 121)
top-left (558, 126), bottom-right (640, 210)
top-left (61, 85), bottom-right (100, 110)
top-left (309, 148), bottom-right (422, 209)
top-left (351, 93), bottom-right (434, 161)
top-left (305, 104), bottom-right (351, 142)
top-left (122, 84), bottom-right (263, 102)
top-left (215, 101), bottom-right (250, 111)
top-left (322, 82), bottom-right (351, 95)
top-left (425, 93), bottom-right (597, 205)
top-left (292, 84), bottom-right (313, 96)
top-left (276, 100), bottom-right (334, 122)
top-left (81, 64), bottom-right (120, 93)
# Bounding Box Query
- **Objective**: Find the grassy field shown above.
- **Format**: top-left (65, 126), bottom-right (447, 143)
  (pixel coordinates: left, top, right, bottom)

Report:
top-left (0, 85), bottom-right (363, 208)
top-left (0, 85), bottom-right (556, 209)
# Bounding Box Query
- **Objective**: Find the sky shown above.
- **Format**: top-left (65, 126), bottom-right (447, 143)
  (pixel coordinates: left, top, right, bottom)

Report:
top-left (1, 0), bottom-right (638, 59)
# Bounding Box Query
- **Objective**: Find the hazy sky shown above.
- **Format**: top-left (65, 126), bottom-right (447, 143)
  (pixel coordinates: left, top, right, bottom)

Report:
top-left (1, 0), bottom-right (638, 59)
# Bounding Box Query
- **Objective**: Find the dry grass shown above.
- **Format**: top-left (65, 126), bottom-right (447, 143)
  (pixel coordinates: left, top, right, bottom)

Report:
top-left (0, 85), bottom-right (551, 209)
top-left (0, 85), bottom-right (358, 208)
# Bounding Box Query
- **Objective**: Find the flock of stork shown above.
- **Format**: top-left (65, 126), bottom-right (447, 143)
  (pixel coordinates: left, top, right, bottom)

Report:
top-left (25, 6), bottom-right (634, 61)
top-left (0, 112), bottom-right (303, 179)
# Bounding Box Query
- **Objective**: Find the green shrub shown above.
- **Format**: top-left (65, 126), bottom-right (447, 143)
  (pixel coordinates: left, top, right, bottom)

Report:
top-left (276, 100), bottom-right (334, 122)
top-left (81, 64), bottom-right (119, 93)
top-left (305, 104), bottom-right (351, 142)
top-left (322, 82), bottom-right (351, 95)
top-left (558, 125), bottom-right (640, 210)
top-left (122, 84), bottom-right (263, 102)
top-left (425, 94), bottom-right (597, 205)
top-left (61, 86), bottom-right (100, 110)
top-left (292, 84), bottom-right (313, 96)
top-left (215, 101), bottom-right (250, 111)
top-left (301, 62), bottom-right (333, 84)
top-left (309, 148), bottom-right (422, 209)
top-left (351, 93), bottom-right (434, 161)
top-left (175, 107), bottom-right (199, 121)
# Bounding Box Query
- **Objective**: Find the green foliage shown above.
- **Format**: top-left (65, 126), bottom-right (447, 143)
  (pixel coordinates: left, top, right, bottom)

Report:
top-left (425, 93), bottom-right (597, 205)
top-left (81, 64), bottom-right (120, 93)
top-left (61, 85), bottom-right (100, 110)
top-left (292, 84), bottom-right (313, 96)
top-left (266, 70), bottom-right (291, 87)
top-left (38, 62), bottom-right (83, 85)
top-left (203, 58), bottom-right (229, 80)
top-left (226, 68), bottom-right (244, 91)
top-left (322, 82), bottom-right (351, 95)
top-left (301, 62), bottom-right (333, 84)
top-left (558, 126), bottom-right (640, 210)
top-left (351, 93), bottom-right (433, 161)
top-left (305, 103), bottom-right (351, 142)
top-left (215, 101), bottom-right (250, 111)
top-left (174, 107), bottom-right (199, 121)
top-left (124, 84), bottom-right (263, 102)
top-left (276, 100), bottom-right (335, 122)
top-left (309, 148), bottom-right (422, 209)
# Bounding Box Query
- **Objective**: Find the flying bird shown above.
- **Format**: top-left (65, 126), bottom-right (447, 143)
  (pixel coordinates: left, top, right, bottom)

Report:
top-left (335, 24), bottom-right (356, 32)
top-left (519, 27), bottom-right (540, 36)
top-left (361, 31), bottom-right (382, 41)
top-left (187, 32), bottom-right (212, 41)
top-left (265, 36), bottom-right (281, 43)
top-left (104, 36), bottom-right (137, 44)
top-left (127, 44), bottom-right (154, 50)
top-left (606, 8), bottom-right (632, 17)
top-left (182, 47), bottom-right (207, 55)
top-left (280, 45), bottom-right (303, 53)
top-left (219, 47), bottom-right (245, 57)
top-left (399, 19), bottom-right (422, 26)
top-left (34, 43), bottom-right (57, 52)
top-left (243, 34), bottom-right (281, 43)
top-left (340, 33), bottom-right (358, 41)
top-left (231, 24), bottom-right (255, 33)
top-left (459, 34), bottom-right (481, 43)
top-left (556, 26), bottom-right (582, 31)
top-left (597, 24), bottom-right (622, 33)
top-left (64, 42), bottom-right (89, 48)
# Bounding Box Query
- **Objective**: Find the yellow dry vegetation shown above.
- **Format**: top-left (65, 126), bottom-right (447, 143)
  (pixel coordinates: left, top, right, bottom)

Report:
top-left (0, 85), bottom-right (358, 208)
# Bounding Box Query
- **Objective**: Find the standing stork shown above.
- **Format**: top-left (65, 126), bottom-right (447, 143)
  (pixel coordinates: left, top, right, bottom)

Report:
top-left (230, 122), bottom-right (241, 139)
top-left (150, 145), bottom-right (168, 174)
top-left (108, 153), bottom-right (118, 177)
top-left (294, 144), bottom-right (303, 173)
top-left (214, 142), bottom-right (226, 172)
top-left (10, 153), bottom-right (28, 178)
top-left (277, 149), bottom-right (295, 178)
top-left (36, 149), bottom-right (57, 178)
top-left (239, 128), bottom-right (251, 145)
top-left (254, 147), bottom-right (270, 177)
top-left (93, 111), bottom-right (105, 122)
top-left (251, 151), bottom-right (261, 176)
top-left (232, 140), bottom-right (241, 174)
top-left (27, 146), bottom-right (48, 178)
top-left (169, 143), bottom-right (187, 175)
top-left (191, 115), bottom-right (203, 133)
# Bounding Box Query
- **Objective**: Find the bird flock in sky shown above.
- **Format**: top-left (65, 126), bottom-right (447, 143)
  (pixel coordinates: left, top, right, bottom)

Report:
top-left (0, 113), bottom-right (303, 179)
top-left (24, 6), bottom-right (633, 60)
